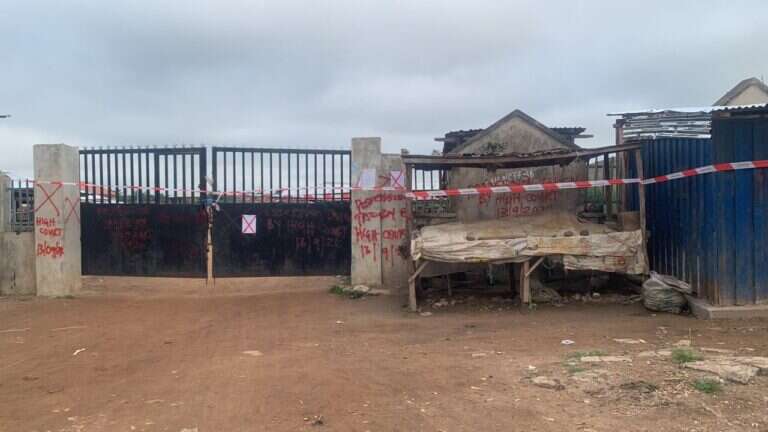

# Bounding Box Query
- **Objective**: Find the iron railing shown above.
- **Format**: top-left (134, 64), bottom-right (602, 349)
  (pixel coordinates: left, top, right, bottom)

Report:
top-left (6, 179), bottom-right (34, 232)
top-left (79, 147), bottom-right (207, 204)
top-left (211, 147), bottom-right (351, 203)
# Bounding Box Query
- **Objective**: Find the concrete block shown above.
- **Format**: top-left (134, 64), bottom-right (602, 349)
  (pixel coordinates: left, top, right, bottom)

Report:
top-left (33, 144), bottom-right (81, 296)
top-left (687, 295), bottom-right (768, 320)
top-left (0, 232), bottom-right (36, 295)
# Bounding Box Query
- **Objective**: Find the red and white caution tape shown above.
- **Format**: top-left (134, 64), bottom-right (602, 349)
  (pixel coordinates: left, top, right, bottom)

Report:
top-left (640, 160), bottom-right (768, 184)
top-left (22, 159), bottom-right (768, 201)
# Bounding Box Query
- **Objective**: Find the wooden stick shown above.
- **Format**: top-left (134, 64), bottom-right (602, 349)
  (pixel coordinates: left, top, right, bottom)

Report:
top-left (408, 260), bottom-right (429, 312)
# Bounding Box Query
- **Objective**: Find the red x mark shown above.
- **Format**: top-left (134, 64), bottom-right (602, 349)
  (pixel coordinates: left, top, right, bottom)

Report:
top-left (35, 183), bottom-right (62, 216)
top-left (64, 197), bottom-right (80, 225)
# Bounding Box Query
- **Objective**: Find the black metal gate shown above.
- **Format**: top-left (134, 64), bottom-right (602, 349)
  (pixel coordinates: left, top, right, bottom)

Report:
top-left (210, 147), bottom-right (351, 277)
top-left (79, 146), bottom-right (352, 278)
top-left (79, 147), bottom-right (208, 277)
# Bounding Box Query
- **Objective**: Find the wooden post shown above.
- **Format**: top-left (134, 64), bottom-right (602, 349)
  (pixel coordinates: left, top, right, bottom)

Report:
top-left (206, 207), bottom-right (214, 286)
top-left (634, 149), bottom-right (649, 271)
top-left (519, 260), bottom-right (531, 304)
top-left (604, 153), bottom-right (612, 221)
top-left (408, 260), bottom-right (428, 312)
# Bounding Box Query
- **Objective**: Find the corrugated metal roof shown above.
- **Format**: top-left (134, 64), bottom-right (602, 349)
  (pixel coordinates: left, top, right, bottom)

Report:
top-left (608, 103), bottom-right (768, 116)
top-left (609, 103), bottom-right (768, 140)
top-left (711, 103), bottom-right (768, 112)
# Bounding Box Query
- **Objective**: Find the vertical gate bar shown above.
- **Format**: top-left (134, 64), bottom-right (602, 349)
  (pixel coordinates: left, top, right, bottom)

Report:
top-left (322, 154), bottom-right (326, 201)
top-left (267, 152), bottom-right (274, 202)
top-left (314, 154), bottom-right (318, 201)
top-left (304, 153), bottom-right (309, 203)
top-left (199, 148), bottom-right (207, 202)
top-left (250, 151), bottom-right (255, 203)
top-left (421, 170), bottom-right (425, 191)
top-left (223, 151), bottom-right (228, 200)
top-left (211, 147), bottom-right (218, 197)
top-left (182, 154), bottom-right (187, 203)
top-left (287, 152), bottom-right (291, 202)
top-left (130, 151), bottom-right (135, 204)
top-left (138, 152), bottom-right (143, 204)
top-left (99, 153), bottom-right (104, 204)
top-left (106, 153), bottom-right (112, 204)
top-left (260, 152), bottom-right (264, 203)
top-left (173, 153), bottom-right (178, 201)
top-left (331, 153), bottom-right (335, 200)
top-left (154, 152), bottom-right (160, 204)
top-left (241, 150), bottom-right (246, 202)
top-left (83, 151), bottom-right (89, 203)
top-left (144, 151), bottom-right (150, 203)
top-left (121, 152), bottom-right (127, 203)
top-left (278, 152), bottom-right (282, 202)
top-left (430, 170), bottom-right (434, 190)
top-left (163, 154), bottom-right (169, 203)
top-left (341, 153), bottom-right (346, 201)
top-left (190, 154), bottom-right (195, 201)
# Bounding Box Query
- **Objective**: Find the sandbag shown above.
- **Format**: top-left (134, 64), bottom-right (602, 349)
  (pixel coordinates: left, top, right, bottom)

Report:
top-left (642, 271), bottom-right (691, 314)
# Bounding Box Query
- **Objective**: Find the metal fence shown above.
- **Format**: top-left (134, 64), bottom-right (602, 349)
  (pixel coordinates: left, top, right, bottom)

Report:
top-left (410, 168), bottom-right (446, 191)
top-left (79, 147), bottom-right (207, 204)
top-left (211, 147), bottom-right (351, 202)
top-left (6, 179), bottom-right (34, 232)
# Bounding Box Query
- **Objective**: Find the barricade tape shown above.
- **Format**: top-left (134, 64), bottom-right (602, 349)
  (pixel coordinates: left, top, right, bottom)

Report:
top-left (21, 159), bottom-right (768, 201)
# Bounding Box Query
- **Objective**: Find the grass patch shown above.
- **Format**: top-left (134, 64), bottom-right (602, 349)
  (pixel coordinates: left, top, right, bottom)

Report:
top-left (564, 363), bottom-right (586, 374)
top-left (671, 348), bottom-right (702, 364)
top-left (328, 285), bottom-right (364, 299)
top-left (565, 350), bottom-right (606, 360)
top-left (693, 378), bottom-right (722, 394)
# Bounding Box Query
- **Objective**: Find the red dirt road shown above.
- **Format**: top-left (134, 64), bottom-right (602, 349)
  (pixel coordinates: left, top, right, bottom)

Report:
top-left (1, 277), bottom-right (767, 431)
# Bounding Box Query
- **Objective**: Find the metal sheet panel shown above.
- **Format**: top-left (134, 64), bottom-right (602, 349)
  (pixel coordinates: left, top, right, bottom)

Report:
top-left (634, 137), bottom-right (715, 299)
top-left (212, 202), bottom-right (351, 277)
top-left (753, 118), bottom-right (768, 304)
top-left (81, 204), bottom-right (208, 277)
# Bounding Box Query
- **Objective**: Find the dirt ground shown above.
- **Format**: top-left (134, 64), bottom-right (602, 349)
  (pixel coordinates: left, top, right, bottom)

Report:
top-left (1, 276), bottom-right (768, 432)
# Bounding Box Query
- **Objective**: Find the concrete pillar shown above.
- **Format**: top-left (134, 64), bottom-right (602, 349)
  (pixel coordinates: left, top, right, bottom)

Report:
top-left (0, 171), bottom-right (8, 232)
top-left (351, 138), bottom-right (383, 288)
top-left (379, 154), bottom-right (409, 295)
top-left (350, 138), bottom-right (409, 296)
top-left (33, 144), bottom-right (81, 296)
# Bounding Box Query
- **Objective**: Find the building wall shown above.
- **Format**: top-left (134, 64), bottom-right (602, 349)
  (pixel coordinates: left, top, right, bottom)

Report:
top-left (458, 116), bottom-right (569, 154)
top-left (0, 232), bottom-right (36, 295)
top-left (446, 115), bottom-right (587, 222)
top-left (632, 111), bottom-right (768, 306)
top-left (0, 173), bottom-right (37, 295)
top-left (724, 86), bottom-right (768, 106)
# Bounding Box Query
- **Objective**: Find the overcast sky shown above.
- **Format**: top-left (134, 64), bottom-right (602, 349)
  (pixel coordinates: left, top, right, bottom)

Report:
top-left (2, 0), bottom-right (768, 178)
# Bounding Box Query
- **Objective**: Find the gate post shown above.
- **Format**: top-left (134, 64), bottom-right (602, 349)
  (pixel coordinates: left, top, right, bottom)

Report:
top-left (33, 144), bottom-right (82, 296)
top-left (350, 138), bottom-right (409, 296)
top-left (351, 138), bottom-right (383, 289)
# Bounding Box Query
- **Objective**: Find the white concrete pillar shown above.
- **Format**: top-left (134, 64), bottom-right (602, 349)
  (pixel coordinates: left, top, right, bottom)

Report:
top-left (351, 138), bottom-right (383, 288)
top-left (0, 172), bottom-right (8, 232)
top-left (33, 144), bottom-right (81, 296)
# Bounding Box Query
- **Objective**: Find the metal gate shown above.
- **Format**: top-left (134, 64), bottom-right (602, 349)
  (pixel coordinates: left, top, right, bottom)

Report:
top-left (79, 146), bottom-right (351, 278)
top-left (79, 147), bottom-right (208, 277)
top-left (210, 147), bottom-right (351, 277)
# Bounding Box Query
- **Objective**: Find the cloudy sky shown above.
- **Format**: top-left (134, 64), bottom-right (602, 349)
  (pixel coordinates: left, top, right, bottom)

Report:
top-left (2, 0), bottom-right (767, 178)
